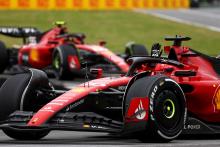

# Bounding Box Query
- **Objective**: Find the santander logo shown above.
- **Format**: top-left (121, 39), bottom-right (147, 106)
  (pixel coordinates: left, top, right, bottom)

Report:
top-left (135, 100), bottom-right (146, 120)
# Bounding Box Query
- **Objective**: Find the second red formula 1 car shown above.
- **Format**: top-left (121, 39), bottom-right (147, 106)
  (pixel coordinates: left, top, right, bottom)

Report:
top-left (0, 21), bottom-right (148, 79)
top-left (0, 36), bottom-right (220, 142)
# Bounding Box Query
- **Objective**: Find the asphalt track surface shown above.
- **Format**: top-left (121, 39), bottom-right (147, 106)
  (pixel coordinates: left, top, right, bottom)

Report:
top-left (135, 8), bottom-right (220, 32)
top-left (1, 76), bottom-right (220, 146)
top-left (0, 131), bottom-right (220, 147)
top-left (2, 130), bottom-right (220, 147)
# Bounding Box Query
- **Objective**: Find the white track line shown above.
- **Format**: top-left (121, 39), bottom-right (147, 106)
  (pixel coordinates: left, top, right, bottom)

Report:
top-left (134, 9), bottom-right (220, 33)
top-left (179, 9), bottom-right (220, 20)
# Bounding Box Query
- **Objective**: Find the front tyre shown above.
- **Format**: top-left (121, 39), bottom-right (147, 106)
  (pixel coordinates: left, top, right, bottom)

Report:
top-left (3, 129), bottom-right (50, 140)
top-left (0, 41), bottom-right (8, 73)
top-left (0, 69), bottom-right (52, 140)
top-left (124, 75), bottom-right (186, 142)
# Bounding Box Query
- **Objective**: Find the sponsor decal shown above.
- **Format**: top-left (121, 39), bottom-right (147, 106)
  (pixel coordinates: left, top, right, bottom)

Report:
top-left (90, 125), bottom-right (106, 129)
top-left (83, 124), bottom-right (106, 129)
top-left (150, 85), bottom-right (158, 99)
top-left (0, 27), bottom-right (38, 34)
top-left (83, 124), bottom-right (90, 128)
top-left (184, 124), bottom-right (201, 130)
top-left (84, 81), bottom-right (107, 87)
top-left (126, 98), bottom-right (149, 122)
top-left (135, 100), bottom-right (146, 120)
top-left (149, 85), bottom-right (158, 121)
top-left (118, 86), bottom-right (126, 91)
top-left (72, 87), bottom-right (86, 93)
top-left (44, 106), bottom-right (52, 110)
top-left (0, 27), bottom-right (19, 34)
top-left (47, 102), bottom-right (63, 106)
top-left (31, 118), bottom-right (39, 124)
top-left (40, 106), bottom-right (55, 112)
top-left (30, 49), bottom-right (39, 62)
top-left (39, 109), bottom-right (55, 112)
top-left (65, 99), bottom-right (84, 111)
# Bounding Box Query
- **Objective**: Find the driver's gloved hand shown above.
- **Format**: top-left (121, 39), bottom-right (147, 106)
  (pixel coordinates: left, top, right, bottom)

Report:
top-left (151, 43), bottom-right (162, 58)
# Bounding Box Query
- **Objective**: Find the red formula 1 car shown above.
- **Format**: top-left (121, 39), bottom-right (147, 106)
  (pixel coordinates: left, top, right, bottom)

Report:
top-left (0, 21), bottom-right (148, 79)
top-left (0, 36), bottom-right (220, 142)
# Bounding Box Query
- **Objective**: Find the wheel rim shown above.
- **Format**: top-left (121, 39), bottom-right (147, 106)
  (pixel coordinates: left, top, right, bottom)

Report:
top-left (163, 99), bottom-right (175, 119)
top-left (155, 90), bottom-right (180, 130)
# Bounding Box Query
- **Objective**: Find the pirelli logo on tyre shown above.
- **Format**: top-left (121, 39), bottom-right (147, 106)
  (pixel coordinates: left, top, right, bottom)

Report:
top-left (0, 0), bottom-right (190, 10)
top-left (149, 84), bottom-right (158, 121)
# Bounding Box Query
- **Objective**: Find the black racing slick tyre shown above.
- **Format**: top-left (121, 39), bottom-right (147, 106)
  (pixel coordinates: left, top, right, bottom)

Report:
top-left (2, 129), bottom-right (50, 140)
top-left (124, 75), bottom-right (186, 142)
top-left (0, 41), bottom-right (8, 73)
top-left (125, 43), bottom-right (149, 59)
top-left (52, 44), bottom-right (80, 80)
top-left (0, 68), bottom-right (52, 140)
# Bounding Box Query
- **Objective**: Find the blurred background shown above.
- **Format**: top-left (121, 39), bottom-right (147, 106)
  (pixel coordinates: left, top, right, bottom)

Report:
top-left (0, 0), bottom-right (219, 55)
top-left (190, 0), bottom-right (220, 7)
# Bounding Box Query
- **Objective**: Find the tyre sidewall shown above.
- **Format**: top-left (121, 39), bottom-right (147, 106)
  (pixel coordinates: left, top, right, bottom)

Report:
top-left (148, 77), bottom-right (186, 140)
top-left (0, 69), bottom-right (51, 140)
top-left (0, 41), bottom-right (8, 73)
top-left (53, 46), bottom-right (65, 77)
top-left (0, 73), bottom-right (31, 120)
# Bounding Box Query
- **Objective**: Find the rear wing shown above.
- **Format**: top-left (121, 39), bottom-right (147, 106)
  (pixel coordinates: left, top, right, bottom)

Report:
top-left (0, 27), bottom-right (41, 38)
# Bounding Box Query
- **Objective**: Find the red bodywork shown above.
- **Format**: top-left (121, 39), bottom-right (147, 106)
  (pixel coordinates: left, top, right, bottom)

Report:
top-left (26, 41), bottom-right (220, 127)
top-left (28, 77), bottom-right (131, 126)
top-left (18, 27), bottom-right (129, 72)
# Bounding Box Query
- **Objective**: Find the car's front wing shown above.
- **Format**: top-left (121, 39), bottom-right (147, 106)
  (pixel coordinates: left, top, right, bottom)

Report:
top-left (0, 111), bottom-right (123, 133)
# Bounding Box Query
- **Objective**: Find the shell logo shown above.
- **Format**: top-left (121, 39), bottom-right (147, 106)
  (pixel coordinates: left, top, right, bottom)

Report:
top-left (215, 89), bottom-right (220, 110)
top-left (31, 118), bottom-right (39, 124)
top-left (72, 87), bottom-right (85, 93)
top-left (30, 48), bottom-right (39, 62)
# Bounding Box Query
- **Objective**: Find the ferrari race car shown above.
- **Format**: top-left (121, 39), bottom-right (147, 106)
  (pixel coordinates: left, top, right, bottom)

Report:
top-left (0, 21), bottom-right (148, 79)
top-left (0, 36), bottom-right (220, 142)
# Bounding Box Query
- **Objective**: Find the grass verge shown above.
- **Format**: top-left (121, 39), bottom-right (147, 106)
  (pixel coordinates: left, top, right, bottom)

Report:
top-left (0, 10), bottom-right (219, 55)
